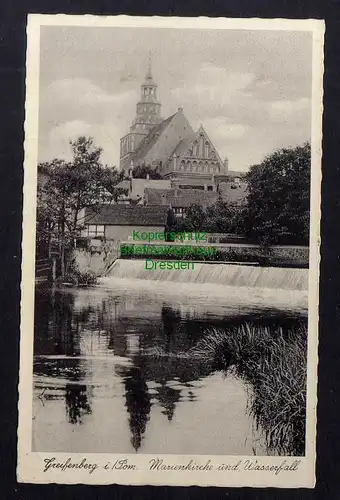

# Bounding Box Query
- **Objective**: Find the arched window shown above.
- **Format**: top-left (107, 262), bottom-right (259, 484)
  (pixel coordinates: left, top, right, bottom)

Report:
top-left (193, 161), bottom-right (197, 172)
top-left (181, 160), bottom-right (186, 171)
top-left (193, 142), bottom-right (199, 156)
top-left (200, 135), bottom-right (205, 156)
top-left (187, 161), bottom-right (192, 172)
top-left (205, 142), bottom-right (210, 158)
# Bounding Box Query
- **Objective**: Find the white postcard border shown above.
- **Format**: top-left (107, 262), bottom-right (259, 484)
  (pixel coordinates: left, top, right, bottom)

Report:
top-left (17, 14), bottom-right (325, 488)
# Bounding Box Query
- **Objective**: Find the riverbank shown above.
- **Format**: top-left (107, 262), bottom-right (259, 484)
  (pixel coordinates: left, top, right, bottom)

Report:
top-left (192, 322), bottom-right (307, 456)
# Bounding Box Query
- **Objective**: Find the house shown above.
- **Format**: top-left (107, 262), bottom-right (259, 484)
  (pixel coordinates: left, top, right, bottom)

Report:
top-left (81, 204), bottom-right (169, 242)
top-left (144, 188), bottom-right (218, 217)
top-left (116, 177), bottom-right (171, 205)
top-left (144, 181), bottom-right (247, 216)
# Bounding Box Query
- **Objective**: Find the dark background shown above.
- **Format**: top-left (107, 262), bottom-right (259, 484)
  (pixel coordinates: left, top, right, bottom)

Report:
top-left (1, 1), bottom-right (339, 499)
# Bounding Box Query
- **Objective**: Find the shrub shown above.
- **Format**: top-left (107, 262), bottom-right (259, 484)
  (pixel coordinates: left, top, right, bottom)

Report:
top-left (61, 257), bottom-right (98, 286)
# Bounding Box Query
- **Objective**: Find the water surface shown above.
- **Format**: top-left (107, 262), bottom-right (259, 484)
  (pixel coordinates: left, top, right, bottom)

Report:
top-left (33, 283), bottom-right (306, 455)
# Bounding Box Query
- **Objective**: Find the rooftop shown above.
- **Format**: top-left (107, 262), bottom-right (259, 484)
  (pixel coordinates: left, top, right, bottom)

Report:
top-left (132, 112), bottom-right (178, 164)
top-left (144, 188), bottom-right (218, 208)
top-left (84, 204), bottom-right (168, 226)
top-left (218, 182), bottom-right (248, 204)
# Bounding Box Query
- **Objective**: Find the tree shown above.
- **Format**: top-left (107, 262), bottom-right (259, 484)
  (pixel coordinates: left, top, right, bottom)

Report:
top-left (244, 143), bottom-right (311, 245)
top-left (181, 204), bottom-right (206, 232)
top-left (37, 136), bottom-right (123, 277)
top-left (204, 194), bottom-right (244, 234)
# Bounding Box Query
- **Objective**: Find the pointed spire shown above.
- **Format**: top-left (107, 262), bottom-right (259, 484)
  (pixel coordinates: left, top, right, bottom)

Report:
top-left (146, 51), bottom-right (153, 81)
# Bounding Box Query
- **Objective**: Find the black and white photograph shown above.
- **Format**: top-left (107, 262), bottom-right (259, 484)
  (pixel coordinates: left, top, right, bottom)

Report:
top-left (17, 15), bottom-right (324, 487)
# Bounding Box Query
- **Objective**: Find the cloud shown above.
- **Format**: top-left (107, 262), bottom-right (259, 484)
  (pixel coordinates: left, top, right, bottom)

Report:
top-left (43, 120), bottom-right (121, 167)
top-left (41, 78), bottom-right (136, 123)
top-left (204, 118), bottom-right (248, 140)
top-left (171, 64), bottom-right (256, 112)
top-left (268, 98), bottom-right (310, 122)
top-left (39, 78), bottom-right (138, 166)
top-left (38, 28), bottom-right (313, 171)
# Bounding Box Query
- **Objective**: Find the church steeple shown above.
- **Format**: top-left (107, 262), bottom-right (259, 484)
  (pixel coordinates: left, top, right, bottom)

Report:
top-left (120, 54), bottom-right (163, 170)
top-left (129, 53), bottom-right (162, 134)
top-left (145, 51), bottom-right (153, 82)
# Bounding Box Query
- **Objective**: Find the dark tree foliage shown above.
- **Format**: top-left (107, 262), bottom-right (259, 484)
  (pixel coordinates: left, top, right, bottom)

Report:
top-left (180, 204), bottom-right (206, 232)
top-left (204, 194), bottom-right (246, 234)
top-left (244, 143), bottom-right (311, 245)
top-left (167, 199), bottom-right (245, 236)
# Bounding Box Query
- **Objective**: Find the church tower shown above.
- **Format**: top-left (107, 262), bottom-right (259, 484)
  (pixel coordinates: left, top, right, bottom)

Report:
top-left (120, 54), bottom-right (162, 170)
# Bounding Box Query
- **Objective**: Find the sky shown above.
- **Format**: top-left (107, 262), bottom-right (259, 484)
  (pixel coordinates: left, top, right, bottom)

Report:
top-left (38, 25), bottom-right (313, 172)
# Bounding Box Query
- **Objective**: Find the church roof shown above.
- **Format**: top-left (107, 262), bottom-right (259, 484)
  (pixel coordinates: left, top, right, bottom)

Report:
top-left (170, 132), bottom-right (197, 158)
top-left (84, 205), bottom-right (168, 226)
top-left (131, 112), bottom-right (178, 165)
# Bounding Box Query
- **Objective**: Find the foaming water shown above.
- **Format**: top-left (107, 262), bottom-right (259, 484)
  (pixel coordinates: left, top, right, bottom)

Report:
top-left (107, 260), bottom-right (308, 291)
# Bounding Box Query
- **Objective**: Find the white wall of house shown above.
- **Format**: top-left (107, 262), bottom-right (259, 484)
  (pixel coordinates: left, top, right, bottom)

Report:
top-left (102, 224), bottom-right (165, 242)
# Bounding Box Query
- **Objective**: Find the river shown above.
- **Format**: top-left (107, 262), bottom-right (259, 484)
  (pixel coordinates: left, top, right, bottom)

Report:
top-left (32, 281), bottom-right (307, 455)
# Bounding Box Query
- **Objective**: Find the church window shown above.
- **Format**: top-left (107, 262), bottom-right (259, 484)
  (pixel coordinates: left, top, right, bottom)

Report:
top-left (187, 161), bottom-right (192, 172)
top-left (200, 135), bottom-right (204, 156)
top-left (193, 161), bottom-right (197, 172)
top-left (193, 141), bottom-right (199, 156)
top-left (205, 142), bottom-right (210, 157)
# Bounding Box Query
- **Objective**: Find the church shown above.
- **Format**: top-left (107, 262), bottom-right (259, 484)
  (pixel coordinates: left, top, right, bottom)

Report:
top-left (119, 57), bottom-right (244, 192)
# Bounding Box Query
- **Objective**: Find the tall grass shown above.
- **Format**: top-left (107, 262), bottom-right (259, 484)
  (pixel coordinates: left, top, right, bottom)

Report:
top-left (192, 323), bottom-right (307, 456)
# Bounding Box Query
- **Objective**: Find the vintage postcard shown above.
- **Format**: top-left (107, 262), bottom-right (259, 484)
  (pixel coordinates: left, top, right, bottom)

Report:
top-left (18, 15), bottom-right (324, 487)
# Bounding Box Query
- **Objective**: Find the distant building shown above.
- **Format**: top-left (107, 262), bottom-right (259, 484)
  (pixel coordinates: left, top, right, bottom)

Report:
top-left (144, 182), bottom-right (247, 217)
top-left (81, 204), bottom-right (168, 242)
top-left (119, 57), bottom-right (245, 194)
top-left (116, 177), bottom-right (171, 205)
top-left (144, 188), bottom-right (218, 217)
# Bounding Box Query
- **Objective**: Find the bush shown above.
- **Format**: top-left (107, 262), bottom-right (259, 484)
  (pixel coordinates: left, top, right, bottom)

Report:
top-left (62, 259), bottom-right (98, 286)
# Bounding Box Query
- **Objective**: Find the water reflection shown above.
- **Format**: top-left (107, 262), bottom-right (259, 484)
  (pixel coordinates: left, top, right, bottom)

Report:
top-left (65, 384), bottom-right (92, 425)
top-left (33, 284), bottom-right (307, 454)
top-left (123, 367), bottom-right (151, 452)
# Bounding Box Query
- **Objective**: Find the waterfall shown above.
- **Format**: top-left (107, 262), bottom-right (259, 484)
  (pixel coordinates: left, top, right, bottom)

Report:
top-left (106, 259), bottom-right (308, 291)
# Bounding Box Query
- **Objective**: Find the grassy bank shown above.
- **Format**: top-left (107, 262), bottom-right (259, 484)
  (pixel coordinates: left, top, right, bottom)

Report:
top-left (192, 323), bottom-right (307, 456)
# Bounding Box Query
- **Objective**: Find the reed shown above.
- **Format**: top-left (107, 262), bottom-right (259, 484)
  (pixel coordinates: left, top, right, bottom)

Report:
top-left (192, 322), bottom-right (307, 456)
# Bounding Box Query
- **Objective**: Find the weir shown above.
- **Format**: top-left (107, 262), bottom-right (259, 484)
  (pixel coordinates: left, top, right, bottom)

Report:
top-left (106, 259), bottom-right (308, 291)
